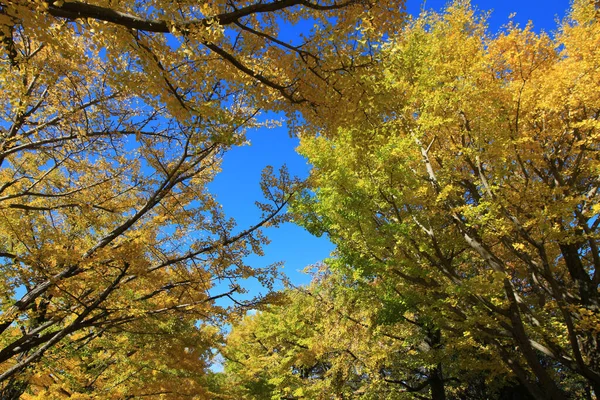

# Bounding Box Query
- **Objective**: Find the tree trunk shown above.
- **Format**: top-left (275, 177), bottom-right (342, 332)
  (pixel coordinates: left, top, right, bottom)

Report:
top-left (429, 364), bottom-right (446, 400)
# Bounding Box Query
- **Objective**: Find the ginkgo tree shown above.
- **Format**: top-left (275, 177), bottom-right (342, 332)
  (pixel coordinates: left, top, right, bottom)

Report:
top-left (293, 1), bottom-right (600, 399)
top-left (0, 32), bottom-right (292, 398)
top-left (0, 0), bottom-right (406, 398)
top-left (224, 264), bottom-right (526, 400)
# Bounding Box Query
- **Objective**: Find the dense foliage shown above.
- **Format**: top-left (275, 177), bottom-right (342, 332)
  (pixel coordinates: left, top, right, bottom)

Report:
top-left (2, 0), bottom-right (599, 399)
top-left (226, 1), bottom-right (600, 399)
top-left (225, 268), bottom-right (532, 399)
top-left (0, 0), bottom-right (403, 398)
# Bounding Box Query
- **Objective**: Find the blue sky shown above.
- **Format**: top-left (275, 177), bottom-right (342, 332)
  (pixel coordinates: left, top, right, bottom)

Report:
top-left (208, 0), bottom-right (572, 299)
top-left (409, 0), bottom-right (569, 32)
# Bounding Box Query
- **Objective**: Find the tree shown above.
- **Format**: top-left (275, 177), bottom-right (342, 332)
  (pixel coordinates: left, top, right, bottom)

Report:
top-left (224, 270), bottom-right (396, 400)
top-left (0, 0), bottom-right (405, 397)
top-left (224, 265), bottom-right (526, 400)
top-left (294, 1), bottom-right (600, 399)
top-left (0, 34), bottom-right (292, 396)
top-left (2, 0), bottom-right (403, 113)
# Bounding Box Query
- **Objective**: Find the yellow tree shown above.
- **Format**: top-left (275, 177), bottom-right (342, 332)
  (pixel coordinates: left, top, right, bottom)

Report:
top-left (0, 0), bottom-right (405, 397)
top-left (0, 32), bottom-right (292, 396)
top-left (295, 1), bottom-right (600, 399)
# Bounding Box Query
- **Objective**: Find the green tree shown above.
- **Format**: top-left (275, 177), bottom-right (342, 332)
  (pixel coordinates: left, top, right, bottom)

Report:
top-left (224, 264), bottom-right (528, 399)
top-left (294, 1), bottom-right (600, 399)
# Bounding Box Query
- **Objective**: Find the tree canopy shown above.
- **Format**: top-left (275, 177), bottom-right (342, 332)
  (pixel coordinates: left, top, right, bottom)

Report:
top-left (0, 0), bottom-right (405, 398)
top-left (225, 265), bottom-right (532, 399)
top-left (2, 0), bottom-right (600, 399)
top-left (288, 1), bottom-right (600, 399)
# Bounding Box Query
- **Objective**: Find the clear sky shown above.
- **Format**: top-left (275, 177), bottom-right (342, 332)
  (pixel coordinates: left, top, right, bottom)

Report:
top-left (208, 0), bottom-right (572, 300)
top-left (408, 0), bottom-right (570, 32)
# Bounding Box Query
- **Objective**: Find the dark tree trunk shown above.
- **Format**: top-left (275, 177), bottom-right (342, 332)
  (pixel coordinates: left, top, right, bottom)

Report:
top-left (429, 364), bottom-right (446, 400)
top-left (0, 377), bottom-right (28, 400)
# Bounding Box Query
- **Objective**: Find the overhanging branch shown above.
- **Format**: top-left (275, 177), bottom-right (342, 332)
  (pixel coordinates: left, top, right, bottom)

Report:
top-left (44, 0), bottom-right (364, 33)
